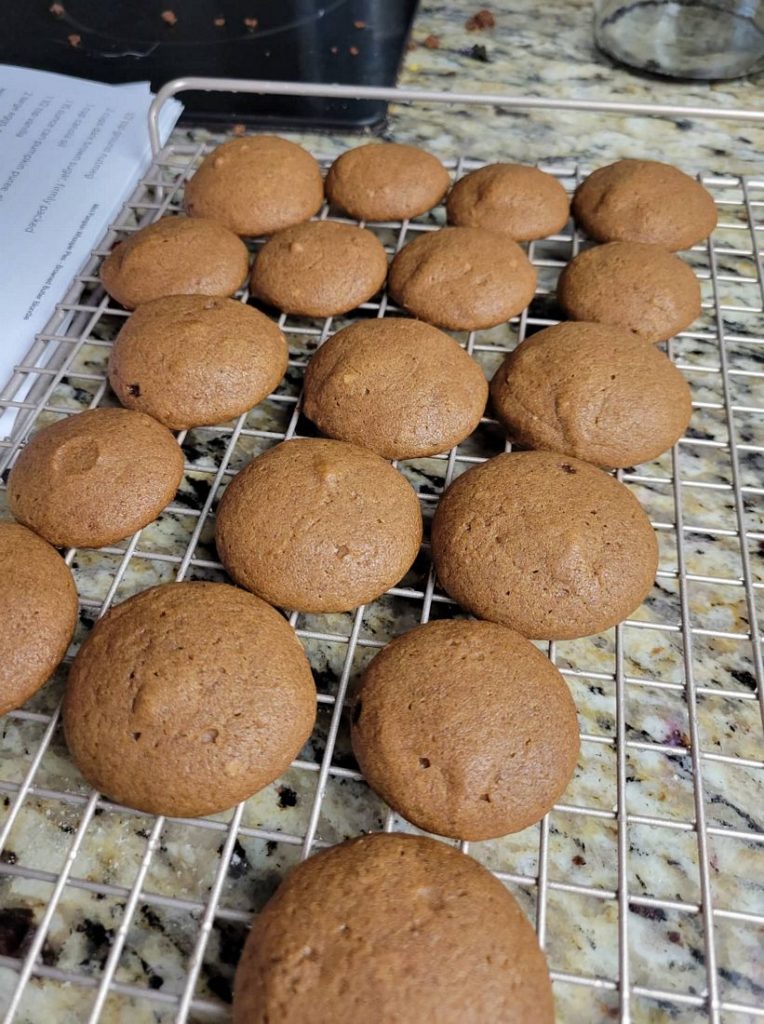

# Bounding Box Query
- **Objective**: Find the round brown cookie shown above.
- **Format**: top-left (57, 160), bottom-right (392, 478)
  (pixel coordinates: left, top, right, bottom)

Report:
top-left (490, 321), bottom-right (693, 468)
top-left (216, 439), bottom-right (422, 613)
top-left (325, 142), bottom-right (451, 222)
top-left (233, 832), bottom-right (554, 1024)
top-left (557, 241), bottom-right (701, 343)
top-left (108, 296), bottom-right (288, 430)
top-left (572, 159), bottom-right (718, 250)
top-left (250, 221), bottom-right (388, 317)
top-left (447, 163), bottom-right (570, 241)
top-left (9, 408), bottom-right (184, 549)
top-left (351, 619), bottom-right (579, 841)
top-left (0, 523), bottom-right (78, 716)
top-left (184, 136), bottom-right (324, 237)
top-left (64, 582), bottom-right (315, 817)
top-left (302, 318), bottom-right (488, 459)
top-left (387, 227), bottom-right (537, 331)
top-left (431, 451), bottom-right (658, 640)
top-left (100, 216), bottom-right (249, 309)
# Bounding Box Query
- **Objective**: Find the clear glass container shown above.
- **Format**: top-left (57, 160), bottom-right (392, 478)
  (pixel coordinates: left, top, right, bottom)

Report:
top-left (594, 0), bottom-right (764, 79)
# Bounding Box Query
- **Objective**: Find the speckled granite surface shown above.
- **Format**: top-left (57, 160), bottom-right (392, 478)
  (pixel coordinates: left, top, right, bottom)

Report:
top-left (0, 3), bottom-right (762, 1022)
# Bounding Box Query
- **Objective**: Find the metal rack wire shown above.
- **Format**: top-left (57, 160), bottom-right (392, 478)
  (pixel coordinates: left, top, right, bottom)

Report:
top-left (0, 82), bottom-right (762, 1024)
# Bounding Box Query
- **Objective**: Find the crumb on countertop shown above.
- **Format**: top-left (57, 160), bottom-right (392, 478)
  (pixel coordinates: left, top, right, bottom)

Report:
top-left (243, 17), bottom-right (258, 30)
top-left (161, 9), bottom-right (178, 26)
top-left (213, 16), bottom-right (225, 27)
top-left (353, 20), bottom-right (366, 29)
top-left (231, 123), bottom-right (246, 136)
top-left (423, 34), bottom-right (441, 49)
top-left (466, 9), bottom-right (496, 31)
top-left (349, 45), bottom-right (359, 56)
top-left (49, 3), bottom-right (65, 16)
top-left (67, 33), bottom-right (81, 47)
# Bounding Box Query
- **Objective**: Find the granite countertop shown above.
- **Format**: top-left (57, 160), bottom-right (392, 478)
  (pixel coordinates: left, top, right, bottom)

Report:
top-left (1, 3), bottom-right (762, 1023)
top-left (392, 0), bottom-right (764, 172)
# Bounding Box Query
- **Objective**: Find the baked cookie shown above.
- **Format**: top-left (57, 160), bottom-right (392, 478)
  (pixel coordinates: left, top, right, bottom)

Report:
top-left (352, 619), bottom-right (579, 840)
top-left (431, 451), bottom-right (658, 640)
top-left (184, 136), bottom-right (324, 237)
top-left (325, 142), bottom-right (450, 221)
top-left (557, 241), bottom-right (701, 343)
top-left (9, 408), bottom-right (184, 549)
top-left (100, 216), bottom-right (249, 309)
top-left (108, 296), bottom-right (288, 430)
top-left (250, 221), bottom-right (388, 317)
top-left (0, 523), bottom-right (78, 716)
top-left (388, 227), bottom-right (537, 331)
top-left (302, 318), bottom-right (488, 459)
top-left (233, 832), bottom-right (554, 1024)
top-left (215, 439), bottom-right (422, 613)
top-left (572, 159), bottom-right (717, 250)
top-left (447, 163), bottom-right (570, 241)
top-left (490, 321), bottom-right (693, 468)
top-left (64, 581), bottom-right (316, 817)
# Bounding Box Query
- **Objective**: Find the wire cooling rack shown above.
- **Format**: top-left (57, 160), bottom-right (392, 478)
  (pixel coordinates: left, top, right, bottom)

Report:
top-left (0, 81), bottom-right (762, 1024)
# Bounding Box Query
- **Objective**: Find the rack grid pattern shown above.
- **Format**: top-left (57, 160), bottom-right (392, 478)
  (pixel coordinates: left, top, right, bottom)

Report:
top-left (0, 136), bottom-right (762, 1024)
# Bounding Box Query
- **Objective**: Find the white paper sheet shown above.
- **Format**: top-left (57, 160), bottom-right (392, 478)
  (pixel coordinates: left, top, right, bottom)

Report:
top-left (0, 65), bottom-right (182, 437)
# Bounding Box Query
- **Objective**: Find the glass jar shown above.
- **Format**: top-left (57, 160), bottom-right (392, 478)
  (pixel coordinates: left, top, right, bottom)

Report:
top-left (594, 0), bottom-right (764, 79)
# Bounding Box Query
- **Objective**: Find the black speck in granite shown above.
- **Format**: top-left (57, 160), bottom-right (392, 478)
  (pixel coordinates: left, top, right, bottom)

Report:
top-left (629, 903), bottom-right (667, 922)
top-left (312, 666), bottom-right (340, 693)
top-left (465, 43), bottom-right (491, 62)
top-left (675, 119), bottom-right (693, 131)
top-left (277, 785), bottom-right (298, 809)
top-left (79, 608), bottom-right (96, 629)
top-left (0, 850), bottom-right (17, 865)
top-left (719, 963), bottom-right (764, 1001)
top-left (181, 476), bottom-right (212, 511)
top-left (730, 669), bottom-right (756, 691)
top-left (148, 973), bottom-right (164, 990)
top-left (0, 907), bottom-right (34, 958)
top-left (708, 792), bottom-right (762, 833)
top-left (684, 423), bottom-right (712, 440)
top-left (265, 840), bottom-right (277, 856)
top-left (215, 919), bottom-right (246, 967)
top-left (285, 363), bottom-right (306, 388)
top-left (181, 439), bottom-right (209, 463)
top-left (140, 905), bottom-right (164, 931)
top-left (415, 477), bottom-right (440, 496)
top-left (76, 918), bottom-right (114, 970)
top-left (59, 379), bottom-right (93, 404)
top-left (692, 531), bottom-right (719, 544)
